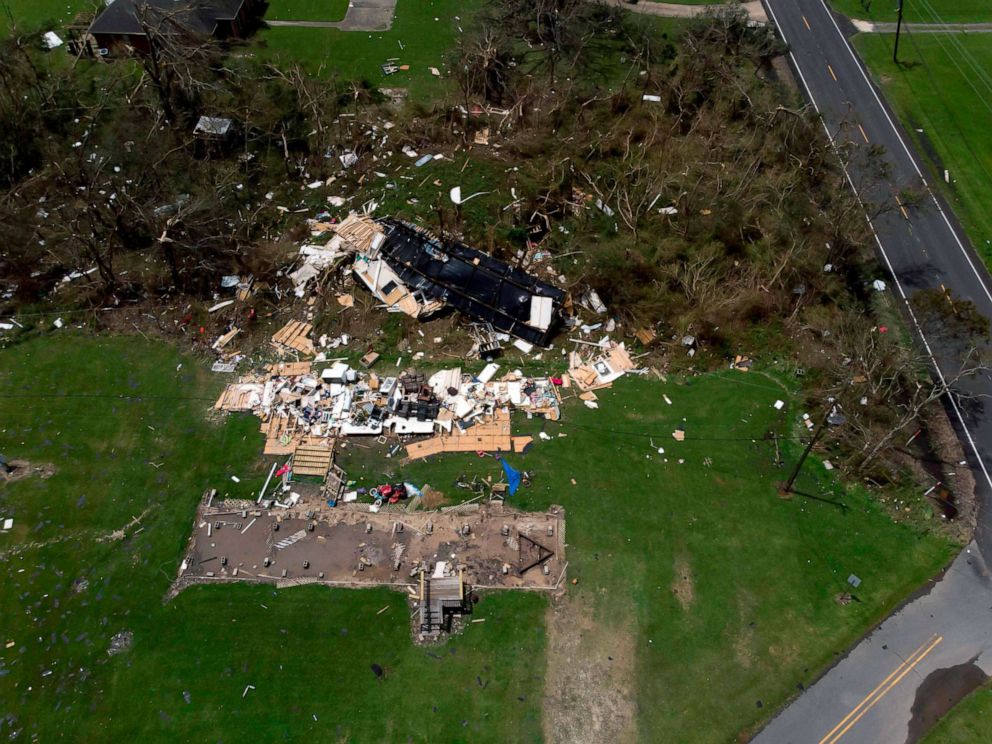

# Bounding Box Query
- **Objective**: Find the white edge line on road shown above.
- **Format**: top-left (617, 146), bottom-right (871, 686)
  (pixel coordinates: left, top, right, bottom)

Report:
top-left (763, 0), bottom-right (992, 495)
top-left (816, 0), bottom-right (992, 307)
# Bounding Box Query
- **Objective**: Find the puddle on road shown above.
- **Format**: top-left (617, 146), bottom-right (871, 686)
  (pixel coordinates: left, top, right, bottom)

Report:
top-left (906, 661), bottom-right (988, 743)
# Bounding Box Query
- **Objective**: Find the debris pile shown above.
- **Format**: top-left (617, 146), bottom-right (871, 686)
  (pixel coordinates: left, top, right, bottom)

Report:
top-left (215, 361), bottom-right (563, 459)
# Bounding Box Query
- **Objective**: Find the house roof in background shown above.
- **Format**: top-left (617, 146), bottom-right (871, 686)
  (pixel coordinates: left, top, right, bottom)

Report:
top-left (88, 0), bottom-right (246, 37)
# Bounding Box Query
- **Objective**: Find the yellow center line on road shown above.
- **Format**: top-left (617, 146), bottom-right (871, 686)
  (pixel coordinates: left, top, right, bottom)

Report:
top-left (828, 64), bottom-right (837, 81)
top-left (803, 15), bottom-right (811, 29)
top-left (858, 124), bottom-right (870, 143)
top-left (817, 634), bottom-right (943, 744)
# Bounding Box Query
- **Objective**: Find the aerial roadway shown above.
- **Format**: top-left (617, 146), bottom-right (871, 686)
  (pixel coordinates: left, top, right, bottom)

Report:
top-left (754, 0), bottom-right (992, 742)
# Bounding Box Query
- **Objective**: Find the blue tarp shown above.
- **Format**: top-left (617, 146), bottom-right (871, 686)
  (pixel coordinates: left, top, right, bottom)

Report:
top-left (501, 459), bottom-right (522, 496)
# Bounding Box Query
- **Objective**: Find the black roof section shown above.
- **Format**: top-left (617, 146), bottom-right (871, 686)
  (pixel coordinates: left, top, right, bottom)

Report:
top-left (89, 0), bottom-right (246, 37)
top-left (376, 219), bottom-right (565, 347)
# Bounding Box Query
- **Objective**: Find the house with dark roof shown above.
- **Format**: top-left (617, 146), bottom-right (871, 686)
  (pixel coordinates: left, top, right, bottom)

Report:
top-left (88, 0), bottom-right (262, 54)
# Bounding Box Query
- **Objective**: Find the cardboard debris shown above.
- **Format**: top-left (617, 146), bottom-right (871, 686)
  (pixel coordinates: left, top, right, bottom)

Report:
top-left (337, 293), bottom-right (355, 308)
top-left (512, 435), bottom-right (533, 452)
top-left (635, 327), bottom-right (657, 346)
top-left (568, 341), bottom-right (635, 393)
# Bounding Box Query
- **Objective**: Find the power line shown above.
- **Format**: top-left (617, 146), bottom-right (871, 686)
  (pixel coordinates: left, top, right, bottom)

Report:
top-left (911, 0), bottom-right (992, 116)
top-left (900, 24), bottom-right (992, 195)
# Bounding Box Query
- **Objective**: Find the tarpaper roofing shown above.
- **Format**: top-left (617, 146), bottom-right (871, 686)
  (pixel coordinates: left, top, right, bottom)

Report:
top-left (375, 219), bottom-right (565, 347)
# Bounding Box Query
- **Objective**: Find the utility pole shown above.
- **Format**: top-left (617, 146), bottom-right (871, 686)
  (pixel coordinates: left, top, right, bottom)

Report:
top-left (893, 0), bottom-right (905, 64)
top-left (784, 407), bottom-right (846, 493)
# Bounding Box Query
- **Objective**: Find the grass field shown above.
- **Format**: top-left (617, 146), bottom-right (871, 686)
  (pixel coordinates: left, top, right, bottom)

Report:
top-left (0, 335), bottom-right (547, 742)
top-left (0, 332), bottom-right (955, 741)
top-left (922, 682), bottom-right (992, 743)
top-left (341, 369), bottom-right (955, 740)
top-left (855, 32), bottom-right (992, 267)
top-left (265, 0), bottom-right (350, 22)
top-left (256, 0), bottom-right (484, 97)
top-left (0, 0), bottom-right (96, 34)
top-left (832, 0), bottom-right (992, 24)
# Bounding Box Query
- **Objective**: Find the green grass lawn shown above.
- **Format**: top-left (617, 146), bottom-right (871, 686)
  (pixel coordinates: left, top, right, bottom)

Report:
top-left (922, 682), bottom-right (992, 743)
top-left (0, 333), bottom-right (954, 742)
top-left (265, 0), bottom-right (350, 22)
top-left (0, 0), bottom-right (97, 35)
top-left (855, 32), bottom-right (992, 267)
top-left (341, 369), bottom-right (955, 741)
top-left (0, 335), bottom-right (546, 742)
top-left (832, 0), bottom-right (992, 24)
top-left (256, 0), bottom-right (484, 97)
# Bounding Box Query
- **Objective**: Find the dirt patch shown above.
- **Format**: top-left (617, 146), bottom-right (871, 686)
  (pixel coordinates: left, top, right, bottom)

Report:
top-left (421, 485), bottom-right (447, 509)
top-left (907, 661), bottom-right (988, 743)
top-left (671, 556), bottom-right (694, 611)
top-left (733, 592), bottom-right (757, 669)
top-left (543, 594), bottom-right (637, 744)
top-left (926, 406), bottom-right (977, 542)
top-left (0, 459), bottom-right (56, 484)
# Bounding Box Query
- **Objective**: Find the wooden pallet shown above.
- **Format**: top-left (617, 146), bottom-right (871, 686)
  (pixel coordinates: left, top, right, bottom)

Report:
top-left (292, 443), bottom-right (334, 478)
top-left (406, 410), bottom-right (512, 461)
top-left (271, 320), bottom-right (315, 356)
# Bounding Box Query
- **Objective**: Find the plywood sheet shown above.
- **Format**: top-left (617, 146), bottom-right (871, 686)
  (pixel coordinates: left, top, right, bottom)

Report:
top-left (406, 410), bottom-right (512, 461)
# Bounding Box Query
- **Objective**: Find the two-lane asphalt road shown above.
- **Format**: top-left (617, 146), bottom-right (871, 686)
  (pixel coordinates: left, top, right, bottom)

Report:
top-left (754, 1), bottom-right (992, 742)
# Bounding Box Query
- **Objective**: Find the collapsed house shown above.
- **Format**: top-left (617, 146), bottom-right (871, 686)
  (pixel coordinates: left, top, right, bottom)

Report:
top-left (370, 219), bottom-right (566, 347)
top-left (289, 214), bottom-right (566, 347)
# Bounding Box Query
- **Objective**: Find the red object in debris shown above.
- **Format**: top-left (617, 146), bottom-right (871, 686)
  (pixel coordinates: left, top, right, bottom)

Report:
top-left (550, 376), bottom-right (563, 386)
top-left (180, 314), bottom-right (193, 326)
top-left (379, 484), bottom-right (393, 498)
top-left (199, 326), bottom-right (205, 334)
top-left (878, 325), bottom-right (888, 333)
top-left (275, 463), bottom-right (291, 478)
top-left (388, 496), bottom-right (400, 504)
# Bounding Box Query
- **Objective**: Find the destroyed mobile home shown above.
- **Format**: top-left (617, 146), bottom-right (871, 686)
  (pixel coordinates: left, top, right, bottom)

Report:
top-left (291, 214), bottom-right (566, 347)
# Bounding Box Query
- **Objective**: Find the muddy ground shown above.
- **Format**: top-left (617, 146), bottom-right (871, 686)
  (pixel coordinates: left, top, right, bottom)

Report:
top-left (0, 459), bottom-right (56, 484)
